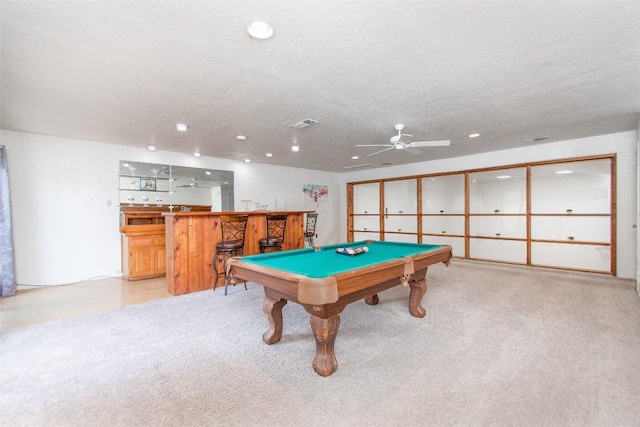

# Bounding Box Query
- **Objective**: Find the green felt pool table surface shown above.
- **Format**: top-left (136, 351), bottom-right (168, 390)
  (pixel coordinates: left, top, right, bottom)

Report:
top-left (240, 240), bottom-right (445, 278)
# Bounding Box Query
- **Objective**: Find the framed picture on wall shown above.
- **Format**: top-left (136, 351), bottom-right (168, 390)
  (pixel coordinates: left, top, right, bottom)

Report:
top-left (140, 178), bottom-right (156, 191)
top-left (303, 184), bottom-right (328, 202)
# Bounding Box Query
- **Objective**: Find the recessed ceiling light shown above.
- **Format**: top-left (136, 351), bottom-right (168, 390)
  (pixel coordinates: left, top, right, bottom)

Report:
top-left (497, 175), bottom-right (511, 179)
top-left (266, 153), bottom-right (273, 157)
top-left (193, 151), bottom-right (201, 157)
top-left (205, 171), bottom-right (211, 175)
top-left (468, 133), bottom-right (480, 138)
top-left (176, 124), bottom-right (188, 131)
top-left (246, 20), bottom-right (275, 40)
top-left (291, 145), bottom-right (300, 152)
top-left (244, 159), bottom-right (251, 163)
top-left (556, 170), bottom-right (573, 174)
top-left (352, 156), bottom-right (359, 160)
top-left (236, 135), bottom-right (247, 141)
top-left (146, 145), bottom-right (157, 151)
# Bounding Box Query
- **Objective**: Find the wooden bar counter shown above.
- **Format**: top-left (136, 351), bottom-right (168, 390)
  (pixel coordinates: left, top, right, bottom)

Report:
top-left (164, 211), bottom-right (312, 295)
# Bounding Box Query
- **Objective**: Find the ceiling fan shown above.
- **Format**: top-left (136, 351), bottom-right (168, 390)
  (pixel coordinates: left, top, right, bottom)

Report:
top-left (356, 124), bottom-right (450, 156)
top-left (177, 178), bottom-right (212, 189)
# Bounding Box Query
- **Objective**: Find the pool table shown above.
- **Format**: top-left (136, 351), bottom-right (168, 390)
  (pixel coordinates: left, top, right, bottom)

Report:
top-left (227, 240), bottom-right (452, 376)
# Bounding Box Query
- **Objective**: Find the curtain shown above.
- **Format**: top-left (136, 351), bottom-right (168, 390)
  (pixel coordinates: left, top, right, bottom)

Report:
top-left (0, 145), bottom-right (16, 297)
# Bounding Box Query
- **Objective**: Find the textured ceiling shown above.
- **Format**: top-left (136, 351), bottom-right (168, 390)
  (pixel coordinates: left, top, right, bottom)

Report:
top-left (1, 1), bottom-right (639, 173)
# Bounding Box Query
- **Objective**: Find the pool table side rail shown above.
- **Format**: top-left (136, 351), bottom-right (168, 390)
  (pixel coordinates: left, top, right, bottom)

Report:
top-left (228, 245), bottom-right (452, 305)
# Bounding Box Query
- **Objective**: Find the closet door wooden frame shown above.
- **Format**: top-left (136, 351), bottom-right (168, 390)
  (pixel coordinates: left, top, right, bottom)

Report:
top-left (347, 154), bottom-right (616, 275)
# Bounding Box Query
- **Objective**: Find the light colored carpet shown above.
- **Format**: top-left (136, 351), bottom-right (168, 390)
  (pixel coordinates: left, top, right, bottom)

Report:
top-left (1, 260), bottom-right (639, 426)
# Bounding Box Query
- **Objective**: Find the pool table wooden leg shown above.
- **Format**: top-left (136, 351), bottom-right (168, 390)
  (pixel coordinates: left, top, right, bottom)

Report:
top-left (262, 297), bottom-right (287, 344)
top-left (408, 271), bottom-right (428, 318)
top-left (310, 314), bottom-right (341, 377)
top-left (365, 294), bottom-right (379, 305)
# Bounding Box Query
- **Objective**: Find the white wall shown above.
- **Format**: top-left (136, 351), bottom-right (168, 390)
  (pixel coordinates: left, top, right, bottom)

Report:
top-left (0, 130), bottom-right (340, 285)
top-left (2, 129), bottom-right (636, 284)
top-left (636, 117), bottom-right (640, 294)
top-left (339, 131), bottom-right (638, 280)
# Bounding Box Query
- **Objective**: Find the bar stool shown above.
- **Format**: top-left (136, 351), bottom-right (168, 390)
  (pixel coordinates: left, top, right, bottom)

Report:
top-left (259, 214), bottom-right (287, 253)
top-left (213, 215), bottom-right (248, 295)
top-left (304, 212), bottom-right (318, 247)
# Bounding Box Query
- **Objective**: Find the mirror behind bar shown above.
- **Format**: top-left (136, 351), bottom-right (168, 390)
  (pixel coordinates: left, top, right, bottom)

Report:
top-left (118, 160), bottom-right (234, 211)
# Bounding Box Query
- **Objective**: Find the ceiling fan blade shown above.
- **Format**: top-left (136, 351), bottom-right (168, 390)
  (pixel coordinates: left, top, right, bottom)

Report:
top-left (355, 144), bottom-right (393, 147)
top-left (410, 140), bottom-right (451, 147)
top-left (404, 147), bottom-right (422, 155)
top-left (368, 147), bottom-right (395, 156)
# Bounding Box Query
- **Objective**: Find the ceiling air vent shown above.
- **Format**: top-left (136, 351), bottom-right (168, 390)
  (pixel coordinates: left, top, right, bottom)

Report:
top-left (527, 136), bottom-right (551, 142)
top-left (290, 119), bottom-right (318, 129)
top-left (343, 163), bottom-right (380, 169)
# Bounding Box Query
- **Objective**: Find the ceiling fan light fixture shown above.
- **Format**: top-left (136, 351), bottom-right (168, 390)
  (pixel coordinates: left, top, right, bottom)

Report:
top-left (246, 20), bottom-right (275, 40)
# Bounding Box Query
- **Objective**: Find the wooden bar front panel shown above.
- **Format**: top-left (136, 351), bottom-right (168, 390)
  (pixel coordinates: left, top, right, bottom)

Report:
top-left (165, 211), bottom-right (311, 295)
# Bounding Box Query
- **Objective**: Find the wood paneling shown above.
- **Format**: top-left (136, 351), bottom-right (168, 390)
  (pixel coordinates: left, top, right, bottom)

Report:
top-left (165, 211), bottom-right (312, 295)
